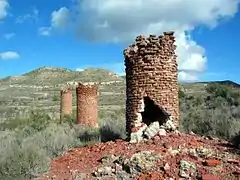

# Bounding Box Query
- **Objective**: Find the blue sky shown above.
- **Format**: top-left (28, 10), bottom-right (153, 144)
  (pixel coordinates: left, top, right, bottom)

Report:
top-left (0, 0), bottom-right (240, 83)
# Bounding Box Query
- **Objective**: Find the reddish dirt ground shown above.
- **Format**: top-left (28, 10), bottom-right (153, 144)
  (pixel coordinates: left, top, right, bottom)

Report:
top-left (37, 132), bottom-right (240, 180)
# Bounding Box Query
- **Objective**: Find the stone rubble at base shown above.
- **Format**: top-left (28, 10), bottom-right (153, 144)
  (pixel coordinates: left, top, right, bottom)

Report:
top-left (130, 116), bottom-right (177, 143)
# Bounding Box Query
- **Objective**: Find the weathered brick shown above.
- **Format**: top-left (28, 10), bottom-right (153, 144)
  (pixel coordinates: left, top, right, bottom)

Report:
top-left (124, 31), bottom-right (179, 140)
top-left (60, 87), bottom-right (72, 120)
top-left (76, 83), bottom-right (98, 128)
top-left (204, 159), bottom-right (222, 167)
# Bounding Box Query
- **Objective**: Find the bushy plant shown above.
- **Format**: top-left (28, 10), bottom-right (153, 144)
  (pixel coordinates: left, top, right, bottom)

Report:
top-left (179, 83), bottom-right (240, 140)
top-left (0, 110), bottom-right (51, 133)
top-left (0, 131), bottom-right (49, 180)
top-left (52, 94), bottom-right (60, 101)
top-left (0, 108), bottom-right (126, 179)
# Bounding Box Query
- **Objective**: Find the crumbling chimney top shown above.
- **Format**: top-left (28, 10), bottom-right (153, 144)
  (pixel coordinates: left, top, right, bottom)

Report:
top-left (163, 31), bottom-right (174, 36)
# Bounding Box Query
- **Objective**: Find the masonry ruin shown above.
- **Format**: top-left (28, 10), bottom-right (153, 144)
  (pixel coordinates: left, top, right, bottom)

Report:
top-left (60, 87), bottom-right (72, 121)
top-left (124, 32), bottom-right (179, 143)
top-left (76, 83), bottom-right (99, 128)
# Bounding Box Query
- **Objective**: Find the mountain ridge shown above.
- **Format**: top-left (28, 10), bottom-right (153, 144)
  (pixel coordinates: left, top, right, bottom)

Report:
top-left (0, 66), bottom-right (124, 86)
top-left (1, 66), bottom-right (239, 87)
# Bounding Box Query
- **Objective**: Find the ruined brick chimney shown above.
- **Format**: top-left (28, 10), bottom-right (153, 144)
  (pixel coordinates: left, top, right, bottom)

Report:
top-left (60, 87), bottom-right (72, 120)
top-left (76, 83), bottom-right (99, 128)
top-left (124, 32), bottom-right (179, 143)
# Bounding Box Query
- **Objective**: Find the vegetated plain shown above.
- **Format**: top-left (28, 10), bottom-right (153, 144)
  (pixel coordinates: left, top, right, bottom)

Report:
top-left (1, 67), bottom-right (240, 179)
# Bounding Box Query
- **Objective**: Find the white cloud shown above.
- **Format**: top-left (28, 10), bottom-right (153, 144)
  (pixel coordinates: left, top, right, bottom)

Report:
top-left (38, 27), bottom-right (52, 36)
top-left (175, 31), bottom-right (207, 73)
top-left (76, 68), bottom-right (84, 72)
top-left (70, 0), bottom-right (239, 81)
top-left (0, 0), bottom-right (9, 20)
top-left (0, 51), bottom-right (20, 60)
top-left (178, 71), bottom-right (199, 82)
top-left (51, 7), bottom-right (70, 29)
top-left (39, 7), bottom-right (70, 36)
top-left (15, 7), bottom-right (38, 24)
top-left (3, 33), bottom-right (15, 39)
top-left (76, 0), bottom-right (238, 40)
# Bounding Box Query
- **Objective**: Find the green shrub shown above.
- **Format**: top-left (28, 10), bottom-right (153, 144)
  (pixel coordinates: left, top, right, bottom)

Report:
top-left (0, 108), bottom-right (126, 179)
top-left (52, 94), bottom-right (60, 102)
top-left (0, 131), bottom-right (49, 180)
top-left (0, 110), bottom-right (51, 132)
top-left (178, 88), bottom-right (185, 99)
top-left (100, 117), bottom-right (126, 142)
top-left (179, 83), bottom-right (240, 140)
top-left (74, 125), bottom-right (100, 145)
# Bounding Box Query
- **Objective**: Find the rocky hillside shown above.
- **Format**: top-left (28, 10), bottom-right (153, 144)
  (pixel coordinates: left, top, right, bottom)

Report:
top-left (0, 66), bottom-right (123, 86)
top-left (37, 131), bottom-right (240, 180)
top-left (0, 67), bottom-right (125, 120)
top-left (0, 66), bottom-right (201, 120)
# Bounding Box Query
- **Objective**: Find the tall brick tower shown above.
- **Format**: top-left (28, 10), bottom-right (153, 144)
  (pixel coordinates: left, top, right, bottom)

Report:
top-left (124, 32), bottom-right (179, 142)
top-left (76, 83), bottom-right (99, 128)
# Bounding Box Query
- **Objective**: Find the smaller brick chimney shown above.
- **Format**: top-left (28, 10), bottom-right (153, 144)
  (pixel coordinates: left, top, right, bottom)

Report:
top-left (76, 83), bottom-right (99, 128)
top-left (60, 87), bottom-right (72, 121)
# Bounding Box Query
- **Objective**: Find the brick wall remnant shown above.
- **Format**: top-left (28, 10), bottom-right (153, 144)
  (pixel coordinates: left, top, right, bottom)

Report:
top-left (124, 32), bottom-right (179, 143)
top-left (60, 87), bottom-right (72, 120)
top-left (76, 83), bottom-right (99, 128)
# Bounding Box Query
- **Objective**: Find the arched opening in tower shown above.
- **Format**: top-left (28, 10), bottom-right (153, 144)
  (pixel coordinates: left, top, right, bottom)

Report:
top-left (140, 96), bottom-right (168, 126)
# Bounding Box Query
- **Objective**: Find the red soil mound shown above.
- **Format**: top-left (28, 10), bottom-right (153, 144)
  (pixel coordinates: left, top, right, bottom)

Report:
top-left (37, 132), bottom-right (240, 180)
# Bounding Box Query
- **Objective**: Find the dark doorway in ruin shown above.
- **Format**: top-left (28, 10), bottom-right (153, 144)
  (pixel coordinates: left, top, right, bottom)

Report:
top-left (141, 96), bottom-right (169, 126)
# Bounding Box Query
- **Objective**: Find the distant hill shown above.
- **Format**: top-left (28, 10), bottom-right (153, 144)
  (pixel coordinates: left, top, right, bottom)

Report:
top-left (1, 66), bottom-right (239, 88)
top-left (0, 66), bottom-right (240, 122)
top-left (0, 66), bottom-right (124, 86)
top-left (197, 80), bottom-right (240, 88)
top-left (0, 67), bottom-right (126, 119)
